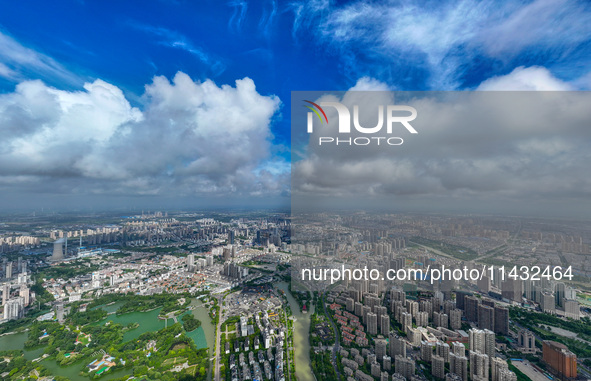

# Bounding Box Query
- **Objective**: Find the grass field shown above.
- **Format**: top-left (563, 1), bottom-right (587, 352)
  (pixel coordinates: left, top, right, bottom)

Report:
top-left (162, 356), bottom-right (187, 366)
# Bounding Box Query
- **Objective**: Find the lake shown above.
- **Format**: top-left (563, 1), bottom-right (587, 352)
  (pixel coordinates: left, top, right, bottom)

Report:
top-left (0, 297), bottom-right (216, 380)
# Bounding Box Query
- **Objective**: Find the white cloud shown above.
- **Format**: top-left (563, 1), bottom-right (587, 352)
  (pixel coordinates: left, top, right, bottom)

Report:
top-left (0, 72), bottom-right (285, 198)
top-left (478, 0), bottom-right (591, 57)
top-left (477, 66), bottom-right (574, 91)
top-left (228, 0), bottom-right (249, 33)
top-left (129, 23), bottom-right (226, 75)
top-left (291, 0), bottom-right (591, 89)
top-left (0, 62), bottom-right (17, 80)
top-left (0, 31), bottom-right (82, 86)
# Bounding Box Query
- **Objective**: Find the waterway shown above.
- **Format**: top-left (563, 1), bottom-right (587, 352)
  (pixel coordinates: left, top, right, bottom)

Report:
top-left (0, 297), bottom-right (216, 380)
top-left (188, 298), bottom-right (216, 381)
top-left (186, 298), bottom-right (216, 352)
top-left (276, 281), bottom-right (316, 381)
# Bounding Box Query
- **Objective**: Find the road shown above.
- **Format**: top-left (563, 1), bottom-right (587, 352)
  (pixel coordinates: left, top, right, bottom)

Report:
top-left (322, 292), bottom-right (341, 380)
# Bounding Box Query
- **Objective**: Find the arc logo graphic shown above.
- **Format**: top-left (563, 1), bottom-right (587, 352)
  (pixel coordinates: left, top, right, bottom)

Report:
top-left (304, 100), bottom-right (418, 146)
top-left (303, 100), bottom-right (328, 125)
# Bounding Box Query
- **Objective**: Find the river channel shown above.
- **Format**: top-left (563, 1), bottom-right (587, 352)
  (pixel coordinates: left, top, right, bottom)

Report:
top-left (276, 281), bottom-right (316, 381)
top-left (0, 298), bottom-right (215, 380)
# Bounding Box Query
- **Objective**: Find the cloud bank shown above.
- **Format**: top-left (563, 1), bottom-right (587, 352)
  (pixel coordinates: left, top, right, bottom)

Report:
top-left (0, 72), bottom-right (287, 201)
top-left (292, 76), bottom-right (591, 216)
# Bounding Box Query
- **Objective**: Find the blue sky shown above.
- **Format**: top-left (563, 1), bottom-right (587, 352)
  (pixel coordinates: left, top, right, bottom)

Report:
top-left (0, 0), bottom-right (590, 211)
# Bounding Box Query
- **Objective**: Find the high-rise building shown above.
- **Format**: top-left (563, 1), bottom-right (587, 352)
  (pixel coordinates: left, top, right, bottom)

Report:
top-left (469, 351), bottom-right (489, 381)
top-left (543, 341), bottom-right (577, 379)
top-left (363, 306), bottom-right (372, 325)
top-left (186, 254), bottom-right (196, 272)
top-left (494, 306), bottom-right (509, 335)
top-left (450, 353), bottom-right (468, 381)
top-left (407, 300), bottom-right (419, 317)
top-left (502, 279), bottom-right (523, 303)
top-left (491, 356), bottom-right (509, 381)
top-left (465, 296), bottom-right (480, 323)
top-left (452, 341), bottom-right (465, 357)
top-left (383, 355), bottom-right (392, 371)
top-left (416, 311), bottom-right (429, 327)
top-left (563, 299), bottom-right (580, 320)
top-left (394, 355), bottom-right (415, 380)
top-left (554, 282), bottom-right (566, 308)
top-left (371, 362), bottom-right (381, 377)
top-left (432, 355), bottom-right (446, 379)
top-left (223, 247), bottom-right (232, 261)
top-left (389, 334), bottom-right (406, 358)
top-left (375, 305), bottom-right (387, 320)
top-left (484, 329), bottom-right (496, 357)
top-left (565, 286), bottom-right (577, 301)
top-left (541, 292), bottom-right (555, 313)
top-left (19, 285), bottom-right (29, 307)
top-left (420, 300), bottom-right (433, 317)
top-left (390, 288), bottom-right (406, 305)
top-left (367, 295), bottom-right (380, 311)
top-left (355, 301), bottom-right (364, 316)
top-left (401, 312), bottom-right (412, 330)
top-left (443, 300), bottom-right (456, 316)
top-left (375, 339), bottom-right (387, 361)
top-left (524, 280), bottom-right (537, 301)
top-left (370, 283), bottom-right (379, 295)
top-left (478, 274), bottom-right (491, 293)
top-left (367, 312), bottom-right (378, 335)
top-left (380, 313), bottom-right (390, 335)
top-left (469, 328), bottom-right (495, 357)
top-left (433, 311), bottom-right (441, 326)
top-left (455, 291), bottom-right (471, 310)
top-left (3, 297), bottom-right (24, 320)
top-left (421, 341), bottom-right (433, 362)
top-left (450, 309), bottom-right (462, 330)
top-left (470, 328), bottom-right (485, 353)
top-left (346, 297), bottom-right (355, 312)
top-left (478, 304), bottom-right (494, 331)
top-left (434, 312), bottom-right (449, 329)
top-left (2, 283), bottom-right (9, 305)
top-left (436, 341), bottom-right (450, 363)
top-left (5, 262), bottom-right (12, 279)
